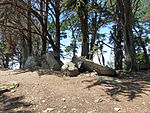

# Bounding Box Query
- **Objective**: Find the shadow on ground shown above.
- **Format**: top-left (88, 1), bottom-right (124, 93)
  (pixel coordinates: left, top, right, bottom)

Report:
top-left (84, 71), bottom-right (150, 101)
top-left (0, 92), bottom-right (32, 113)
top-left (11, 69), bottom-right (63, 77)
top-left (37, 69), bottom-right (63, 76)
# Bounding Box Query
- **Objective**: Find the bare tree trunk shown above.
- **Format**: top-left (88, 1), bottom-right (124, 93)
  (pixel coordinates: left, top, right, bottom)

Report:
top-left (40, 0), bottom-right (47, 55)
top-left (73, 40), bottom-right (77, 57)
top-left (89, 0), bottom-right (97, 60)
top-left (78, 0), bottom-right (89, 59)
top-left (114, 3), bottom-right (123, 70)
top-left (55, 12), bottom-right (60, 61)
top-left (27, 0), bottom-right (32, 56)
top-left (123, 28), bottom-right (137, 71)
top-left (54, 0), bottom-right (61, 64)
top-left (3, 54), bottom-right (9, 68)
top-left (43, 0), bottom-right (48, 54)
top-left (101, 49), bottom-right (105, 66)
top-left (117, 0), bottom-right (137, 71)
top-left (71, 29), bottom-right (77, 57)
top-left (80, 18), bottom-right (89, 59)
top-left (111, 25), bottom-right (123, 70)
top-left (21, 36), bottom-right (28, 68)
top-left (19, 53), bottom-right (22, 68)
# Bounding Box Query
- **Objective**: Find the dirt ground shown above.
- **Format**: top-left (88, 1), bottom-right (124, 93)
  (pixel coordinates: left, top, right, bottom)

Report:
top-left (0, 69), bottom-right (150, 113)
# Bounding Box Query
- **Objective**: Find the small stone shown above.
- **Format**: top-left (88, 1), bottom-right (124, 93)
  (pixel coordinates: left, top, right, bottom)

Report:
top-left (10, 89), bottom-right (16, 93)
top-left (94, 98), bottom-right (103, 103)
top-left (5, 102), bottom-right (11, 106)
top-left (36, 105), bottom-right (39, 108)
top-left (79, 103), bottom-right (82, 106)
top-left (114, 107), bottom-right (120, 111)
top-left (86, 74), bottom-right (90, 77)
top-left (63, 106), bottom-right (67, 109)
top-left (61, 98), bottom-right (66, 102)
top-left (42, 100), bottom-right (46, 103)
top-left (72, 108), bottom-right (78, 112)
top-left (142, 102), bottom-right (145, 105)
top-left (43, 108), bottom-right (54, 113)
top-left (86, 101), bottom-right (90, 104)
top-left (91, 72), bottom-right (97, 76)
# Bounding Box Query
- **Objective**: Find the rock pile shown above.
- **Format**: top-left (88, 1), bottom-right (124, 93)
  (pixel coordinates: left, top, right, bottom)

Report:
top-left (72, 56), bottom-right (116, 76)
top-left (61, 62), bottom-right (79, 77)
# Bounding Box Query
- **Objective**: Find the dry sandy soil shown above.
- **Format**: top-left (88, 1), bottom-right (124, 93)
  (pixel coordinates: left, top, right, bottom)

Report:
top-left (0, 69), bottom-right (150, 113)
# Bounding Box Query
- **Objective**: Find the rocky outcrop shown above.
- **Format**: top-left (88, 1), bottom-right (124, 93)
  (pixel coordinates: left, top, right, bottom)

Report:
top-left (24, 56), bottom-right (40, 70)
top-left (61, 62), bottom-right (79, 77)
top-left (72, 56), bottom-right (116, 76)
top-left (24, 52), bottom-right (61, 71)
top-left (45, 53), bottom-right (61, 70)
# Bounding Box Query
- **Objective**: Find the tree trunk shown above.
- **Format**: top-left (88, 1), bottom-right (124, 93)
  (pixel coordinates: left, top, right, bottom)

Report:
top-left (21, 36), bottom-right (28, 68)
top-left (114, 35), bottom-right (123, 70)
top-left (78, 0), bottom-right (89, 59)
top-left (89, 0), bottom-right (97, 60)
top-left (89, 15), bottom-right (97, 60)
top-left (30, 0), bottom-right (58, 59)
top-left (81, 18), bottom-right (89, 59)
top-left (114, 3), bottom-right (123, 70)
top-left (117, 0), bottom-right (137, 71)
top-left (123, 1), bottom-right (137, 71)
top-left (40, 0), bottom-right (47, 55)
top-left (71, 29), bottom-right (77, 57)
top-left (123, 28), bottom-right (137, 71)
top-left (3, 54), bottom-right (9, 68)
top-left (19, 53), bottom-right (22, 68)
top-left (43, 0), bottom-right (49, 54)
top-left (27, 0), bottom-right (32, 56)
top-left (54, 0), bottom-right (61, 63)
top-left (73, 40), bottom-right (77, 57)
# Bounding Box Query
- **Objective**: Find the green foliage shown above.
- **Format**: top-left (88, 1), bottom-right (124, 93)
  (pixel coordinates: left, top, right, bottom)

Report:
top-left (65, 44), bottom-right (74, 53)
top-left (61, 13), bottom-right (80, 31)
top-left (137, 0), bottom-right (150, 21)
top-left (61, 0), bottom-right (86, 12)
top-left (0, 39), bottom-right (11, 56)
top-left (88, 45), bottom-right (98, 55)
top-left (75, 36), bottom-right (82, 42)
top-left (137, 52), bottom-right (146, 63)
